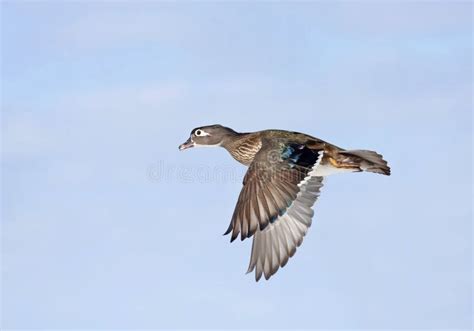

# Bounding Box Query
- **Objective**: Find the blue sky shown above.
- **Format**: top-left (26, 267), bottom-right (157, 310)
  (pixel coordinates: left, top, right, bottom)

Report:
top-left (1, 1), bottom-right (472, 329)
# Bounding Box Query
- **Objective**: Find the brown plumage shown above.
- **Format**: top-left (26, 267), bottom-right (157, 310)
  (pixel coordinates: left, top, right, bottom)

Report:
top-left (179, 125), bottom-right (390, 281)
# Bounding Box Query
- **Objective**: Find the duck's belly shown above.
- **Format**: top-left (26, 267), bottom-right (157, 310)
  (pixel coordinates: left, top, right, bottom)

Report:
top-left (313, 163), bottom-right (359, 176)
top-left (313, 154), bottom-right (360, 176)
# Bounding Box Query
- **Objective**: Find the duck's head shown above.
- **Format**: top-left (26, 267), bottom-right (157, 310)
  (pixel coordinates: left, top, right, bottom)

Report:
top-left (179, 124), bottom-right (238, 151)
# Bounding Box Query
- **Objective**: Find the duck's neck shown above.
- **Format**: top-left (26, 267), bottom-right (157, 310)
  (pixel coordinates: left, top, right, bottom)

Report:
top-left (220, 130), bottom-right (244, 149)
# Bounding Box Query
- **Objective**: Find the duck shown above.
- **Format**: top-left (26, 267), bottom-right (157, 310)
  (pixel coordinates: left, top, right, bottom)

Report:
top-left (179, 124), bottom-right (390, 281)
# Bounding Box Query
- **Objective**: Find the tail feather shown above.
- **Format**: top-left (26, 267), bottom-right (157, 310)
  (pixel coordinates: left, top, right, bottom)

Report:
top-left (339, 150), bottom-right (391, 176)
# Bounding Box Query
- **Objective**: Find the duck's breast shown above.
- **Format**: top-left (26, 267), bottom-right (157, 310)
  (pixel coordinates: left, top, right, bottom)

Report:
top-left (228, 136), bottom-right (263, 166)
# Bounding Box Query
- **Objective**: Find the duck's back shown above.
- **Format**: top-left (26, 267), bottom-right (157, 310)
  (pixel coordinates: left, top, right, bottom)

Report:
top-left (223, 129), bottom-right (339, 166)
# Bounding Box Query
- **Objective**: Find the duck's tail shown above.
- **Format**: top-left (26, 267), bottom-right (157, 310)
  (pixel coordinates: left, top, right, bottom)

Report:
top-left (338, 150), bottom-right (391, 176)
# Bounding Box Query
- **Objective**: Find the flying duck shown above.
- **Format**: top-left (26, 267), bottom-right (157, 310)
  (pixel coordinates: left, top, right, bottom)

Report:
top-left (179, 125), bottom-right (390, 281)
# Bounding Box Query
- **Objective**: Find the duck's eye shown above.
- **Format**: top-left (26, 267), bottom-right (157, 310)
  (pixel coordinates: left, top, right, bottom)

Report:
top-left (195, 129), bottom-right (202, 136)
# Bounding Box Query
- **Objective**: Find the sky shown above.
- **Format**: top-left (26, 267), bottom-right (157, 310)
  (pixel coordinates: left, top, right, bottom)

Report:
top-left (1, 1), bottom-right (472, 329)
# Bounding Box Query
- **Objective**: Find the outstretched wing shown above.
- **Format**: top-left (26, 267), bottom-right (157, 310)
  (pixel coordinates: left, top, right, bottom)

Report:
top-left (247, 174), bottom-right (323, 281)
top-left (225, 140), bottom-right (323, 241)
top-left (224, 139), bottom-right (325, 280)
top-left (224, 138), bottom-right (323, 242)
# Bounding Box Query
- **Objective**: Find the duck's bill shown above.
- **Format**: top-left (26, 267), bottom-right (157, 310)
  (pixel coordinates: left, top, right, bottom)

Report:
top-left (178, 138), bottom-right (194, 151)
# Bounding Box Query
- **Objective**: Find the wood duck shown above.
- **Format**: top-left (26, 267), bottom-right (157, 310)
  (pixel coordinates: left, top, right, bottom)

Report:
top-left (179, 124), bottom-right (390, 281)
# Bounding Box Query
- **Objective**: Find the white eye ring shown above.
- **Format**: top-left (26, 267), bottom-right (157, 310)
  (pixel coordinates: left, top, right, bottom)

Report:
top-left (194, 129), bottom-right (210, 137)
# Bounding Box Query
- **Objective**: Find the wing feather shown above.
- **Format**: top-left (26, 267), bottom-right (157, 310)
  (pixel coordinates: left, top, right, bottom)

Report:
top-left (226, 139), bottom-right (325, 280)
top-left (247, 170), bottom-right (324, 281)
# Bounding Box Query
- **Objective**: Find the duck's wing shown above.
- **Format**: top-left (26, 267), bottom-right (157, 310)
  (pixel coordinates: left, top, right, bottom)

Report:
top-left (247, 174), bottom-right (323, 281)
top-left (224, 139), bottom-right (325, 280)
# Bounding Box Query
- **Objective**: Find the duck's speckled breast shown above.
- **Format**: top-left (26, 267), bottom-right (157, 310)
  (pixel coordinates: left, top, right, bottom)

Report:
top-left (226, 135), bottom-right (262, 166)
